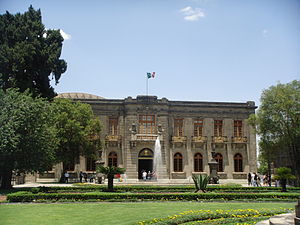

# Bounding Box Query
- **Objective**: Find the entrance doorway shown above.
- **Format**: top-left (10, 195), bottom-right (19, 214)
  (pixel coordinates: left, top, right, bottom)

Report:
top-left (138, 148), bottom-right (153, 179)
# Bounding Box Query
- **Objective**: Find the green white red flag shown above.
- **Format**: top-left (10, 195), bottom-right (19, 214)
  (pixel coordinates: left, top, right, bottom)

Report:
top-left (147, 72), bottom-right (155, 79)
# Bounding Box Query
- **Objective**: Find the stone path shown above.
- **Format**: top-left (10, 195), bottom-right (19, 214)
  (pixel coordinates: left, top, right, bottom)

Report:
top-left (256, 213), bottom-right (295, 225)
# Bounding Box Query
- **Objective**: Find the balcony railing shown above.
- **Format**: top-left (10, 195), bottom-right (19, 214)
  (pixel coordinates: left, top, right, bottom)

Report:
top-left (171, 136), bottom-right (187, 143)
top-left (192, 136), bottom-right (207, 143)
top-left (232, 136), bottom-right (247, 143)
top-left (212, 136), bottom-right (228, 143)
top-left (105, 135), bottom-right (122, 142)
top-left (131, 133), bottom-right (160, 142)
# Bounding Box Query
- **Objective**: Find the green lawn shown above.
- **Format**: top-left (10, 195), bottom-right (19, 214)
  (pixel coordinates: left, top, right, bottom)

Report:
top-left (0, 202), bottom-right (295, 225)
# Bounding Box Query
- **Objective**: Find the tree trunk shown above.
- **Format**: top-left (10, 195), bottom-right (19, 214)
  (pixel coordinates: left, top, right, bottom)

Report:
top-left (0, 170), bottom-right (13, 189)
top-left (107, 175), bottom-right (114, 192)
top-left (281, 179), bottom-right (287, 192)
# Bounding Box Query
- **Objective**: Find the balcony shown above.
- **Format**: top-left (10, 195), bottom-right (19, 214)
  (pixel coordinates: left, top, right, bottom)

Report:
top-left (192, 136), bottom-right (207, 148)
top-left (171, 136), bottom-right (187, 148)
top-left (171, 136), bottom-right (187, 143)
top-left (192, 136), bottom-right (207, 143)
top-left (232, 136), bottom-right (247, 143)
top-left (130, 133), bottom-right (161, 148)
top-left (105, 135), bottom-right (122, 148)
top-left (212, 136), bottom-right (228, 143)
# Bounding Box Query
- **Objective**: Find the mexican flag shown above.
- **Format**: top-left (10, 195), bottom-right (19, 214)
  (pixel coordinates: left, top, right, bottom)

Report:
top-left (147, 72), bottom-right (155, 79)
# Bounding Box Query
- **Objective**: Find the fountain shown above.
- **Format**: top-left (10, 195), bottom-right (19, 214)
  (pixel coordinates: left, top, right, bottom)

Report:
top-left (153, 136), bottom-right (163, 180)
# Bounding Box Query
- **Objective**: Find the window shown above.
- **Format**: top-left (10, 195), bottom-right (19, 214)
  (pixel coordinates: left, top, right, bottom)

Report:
top-left (109, 117), bottom-right (118, 135)
top-left (214, 120), bottom-right (223, 136)
top-left (86, 157), bottom-right (96, 171)
top-left (194, 153), bottom-right (203, 172)
top-left (234, 153), bottom-right (243, 172)
top-left (174, 118), bottom-right (183, 136)
top-left (214, 153), bottom-right (223, 172)
top-left (234, 120), bottom-right (243, 137)
top-left (174, 153), bottom-right (183, 172)
top-left (139, 115), bottom-right (155, 134)
top-left (194, 119), bottom-right (203, 137)
top-left (108, 152), bottom-right (118, 167)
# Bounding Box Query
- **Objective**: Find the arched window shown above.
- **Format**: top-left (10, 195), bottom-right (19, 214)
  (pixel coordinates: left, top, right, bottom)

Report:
top-left (108, 152), bottom-right (118, 167)
top-left (214, 153), bottom-right (223, 172)
top-left (174, 153), bottom-right (183, 172)
top-left (234, 153), bottom-right (243, 172)
top-left (194, 153), bottom-right (203, 172)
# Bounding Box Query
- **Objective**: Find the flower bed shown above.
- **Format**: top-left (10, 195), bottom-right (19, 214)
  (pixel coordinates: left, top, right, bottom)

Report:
top-left (7, 191), bottom-right (300, 202)
top-left (136, 208), bottom-right (293, 225)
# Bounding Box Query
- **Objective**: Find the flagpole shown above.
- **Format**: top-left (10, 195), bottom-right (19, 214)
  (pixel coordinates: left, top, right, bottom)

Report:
top-left (146, 74), bottom-right (148, 96)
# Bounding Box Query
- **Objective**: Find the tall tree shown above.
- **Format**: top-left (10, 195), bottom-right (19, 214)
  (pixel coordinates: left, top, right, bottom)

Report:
top-left (0, 89), bottom-right (58, 189)
top-left (52, 98), bottom-right (102, 170)
top-left (249, 80), bottom-right (300, 184)
top-left (0, 6), bottom-right (67, 99)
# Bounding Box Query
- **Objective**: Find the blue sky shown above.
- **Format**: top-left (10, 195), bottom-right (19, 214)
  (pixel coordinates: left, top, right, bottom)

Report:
top-left (1, 0), bottom-right (299, 105)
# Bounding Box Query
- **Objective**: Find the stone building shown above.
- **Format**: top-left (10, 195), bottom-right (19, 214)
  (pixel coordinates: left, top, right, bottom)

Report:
top-left (41, 93), bottom-right (257, 182)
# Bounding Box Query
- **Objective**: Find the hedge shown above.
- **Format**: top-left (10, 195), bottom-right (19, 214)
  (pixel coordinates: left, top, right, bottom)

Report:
top-left (7, 191), bottom-right (300, 202)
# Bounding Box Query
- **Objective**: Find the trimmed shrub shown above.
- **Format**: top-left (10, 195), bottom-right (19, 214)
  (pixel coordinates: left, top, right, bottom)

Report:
top-left (7, 191), bottom-right (300, 202)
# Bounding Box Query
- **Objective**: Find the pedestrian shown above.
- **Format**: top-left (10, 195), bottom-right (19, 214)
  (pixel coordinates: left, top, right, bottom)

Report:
top-left (79, 171), bottom-right (83, 183)
top-left (247, 172), bottom-right (252, 186)
top-left (84, 172), bottom-right (88, 182)
top-left (64, 171), bottom-right (69, 183)
top-left (253, 173), bottom-right (258, 187)
top-left (257, 175), bottom-right (262, 187)
top-left (89, 174), bottom-right (94, 183)
top-left (142, 171), bottom-right (147, 181)
top-left (147, 171), bottom-right (151, 180)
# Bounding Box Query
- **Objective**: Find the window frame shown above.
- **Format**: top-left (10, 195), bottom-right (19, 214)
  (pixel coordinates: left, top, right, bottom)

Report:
top-left (109, 117), bottom-right (118, 135)
top-left (234, 153), bottom-right (243, 172)
top-left (174, 118), bottom-right (184, 136)
top-left (108, 151), bottom-right (118, 167)
top-left (214, 120), bottom-right (223, 137)
top-left (194, 119), bottom-right (203, 137)
top-left (174, 152), bottom-right (183, 172)
top-left (214, 153), bottom-right (223, 172)
top-left (139, 115), bottom-right (156, 134)
top-left (234, 120), bottom-right (243, 137)
top-left (194, 153), bottom-right (203, 172)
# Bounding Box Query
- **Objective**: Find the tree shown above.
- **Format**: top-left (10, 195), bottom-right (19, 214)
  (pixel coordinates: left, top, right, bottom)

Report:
top-left (0, 6), bottom-right (67, 99)
top-left (0, 89), bottom-right (58, 189)
top-left (97, 166), bottom-right (125, 192)
top-left (249, 80), bottom-right (300, 184)
top-left (273, 167), bottom-right (296, 192)
top-left (52, 98), bottom-right (102, 171)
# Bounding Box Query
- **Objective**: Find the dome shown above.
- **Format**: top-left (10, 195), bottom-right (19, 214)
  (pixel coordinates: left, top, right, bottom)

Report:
top-left (56, 92), bottom-right (105, 99)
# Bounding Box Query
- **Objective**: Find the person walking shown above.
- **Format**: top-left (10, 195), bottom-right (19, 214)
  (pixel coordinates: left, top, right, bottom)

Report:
top-left (247, 173), bottom-right (252, 186)
top-left (79, 171), bottom-right (83, 183)
top-left (142, 171), bottom-right (147, 181)
top-left (64, 171), bottom-right (69, 183)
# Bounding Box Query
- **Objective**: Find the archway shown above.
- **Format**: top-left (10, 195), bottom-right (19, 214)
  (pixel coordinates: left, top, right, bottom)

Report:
top-left (138, 148), bottom-right (153, 179)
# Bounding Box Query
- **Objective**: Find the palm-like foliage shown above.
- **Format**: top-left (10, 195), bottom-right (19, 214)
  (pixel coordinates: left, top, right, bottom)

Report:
top-left (273, 167), bottom-right (296, 192)
top-left (97, 166), bottom-right (125, 192)
top-left (192, 174), bottom-right (209, 193)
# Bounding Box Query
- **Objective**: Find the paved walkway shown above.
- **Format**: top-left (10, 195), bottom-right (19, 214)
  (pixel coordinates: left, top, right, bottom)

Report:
top-left (14, 178), bottom-right (250, 187)
top-left (256, 213), bottom-right (296, 225)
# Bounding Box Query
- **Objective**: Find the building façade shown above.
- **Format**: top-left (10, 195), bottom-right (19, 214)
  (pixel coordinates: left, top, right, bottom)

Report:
top-left (47, 93), bottom-right (257, 182)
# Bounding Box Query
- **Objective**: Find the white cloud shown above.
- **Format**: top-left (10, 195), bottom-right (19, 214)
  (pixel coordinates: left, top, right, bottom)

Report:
top-left (180, 6), bottom-right (205, 21)
top-left (60, 29), bottom-right (71, 40)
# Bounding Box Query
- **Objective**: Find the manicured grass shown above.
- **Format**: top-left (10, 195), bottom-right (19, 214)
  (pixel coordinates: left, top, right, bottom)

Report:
top-left (0, 202), bottom-right (295, 225)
